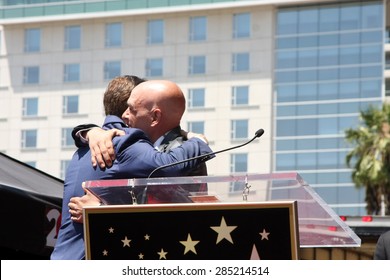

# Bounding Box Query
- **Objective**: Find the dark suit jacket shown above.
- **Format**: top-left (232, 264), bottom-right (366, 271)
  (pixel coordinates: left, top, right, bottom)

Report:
top-left (374, 230), bottom-right (390, 260)
top-left (72, 123), bottom-right (100, 148)
top-left (157, 126), bottom-right (208, 193)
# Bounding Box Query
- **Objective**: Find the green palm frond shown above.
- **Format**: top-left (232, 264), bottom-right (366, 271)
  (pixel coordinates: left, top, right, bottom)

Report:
top-left (344, 103), bottom-right (390, 214)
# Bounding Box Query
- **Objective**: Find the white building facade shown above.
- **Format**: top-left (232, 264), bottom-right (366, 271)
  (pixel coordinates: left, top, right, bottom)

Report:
top-left (0, 0), bottom-right (387, 215)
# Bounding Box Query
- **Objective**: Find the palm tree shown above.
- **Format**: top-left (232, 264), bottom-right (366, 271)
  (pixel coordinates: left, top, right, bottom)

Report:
top-left (345, 104), bottom-right (390, 215)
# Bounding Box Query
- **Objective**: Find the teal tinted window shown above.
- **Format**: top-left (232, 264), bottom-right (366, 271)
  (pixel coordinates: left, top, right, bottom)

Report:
top-left (65, 25), bottom-right (81, 50)
top-left (317, 138), bottom-right (340, 149)
top-left (297, 104), bottom-right (316, 116)
top-left (297, 119), bottom-right (317, 135)
top-left (276, 154), bottom-right (296, 170)
top-left (277, 120), bottom-right (296, 136)
top-left (297, 152), bottom-right (316, 169)
top-left (105, 22), bottom-right (122, 47)
top-left (318, 68), bottom-right (338, 81)
top-left (318, 83), bottom-right (338, 100)
top-left (318, 103), bottom-right (337, 114)
top-left (276, 37), bottom-right (297, 49)
top-left (298, 35), bottom-right (317, 48)
top-left (318, 48), bottom-right (338, 66)
top-left (297, 83), bottom-right (317, 101)
top-left (318, 117), bottom-right (338, 134)
top-left (319, 6), bottom-right (339, 32)
top-left (361, 80), bottom-right (381, 97)
top-left (319, 34), bottom-right (338, 46)
top-left (189, 16), bottom-right (207, 41)
top-left (298, 49), bottom-right (317, 67)
top-left (361, 3), bottom-right (382, 28)
top-left (340, 46), bottom-right (360, 64)
top-left (277, 9), bottom-right (297, 35)
top-left (275, 71), bottom-right (296, 83)
top-left (147, 19), bottom-right (164, 44)
top-left (276, 51), bottom-right (297, 68)
top-left (276, 85), bottom-right (296, 102)
top-left (276, 139), bottom-right (296, 151)
top-left (340, 5), bottom-right (360, 30)
top-left (361, 45), bottom-right (382, 63)
top-left (233, 13), bottom-right (250, 38)
top-left (339, 32), bottom-right (360, 45)
top-left (298, 8), bottom-right (318, 33)
top-left (297, 139), bottom-right (316, 150)
top-left (361, 30), bottom-right (382, 43)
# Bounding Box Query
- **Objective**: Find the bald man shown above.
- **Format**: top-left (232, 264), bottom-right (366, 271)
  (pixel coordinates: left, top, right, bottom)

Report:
top-left (123, 80), bottom-right (186, 144)
top-left (72, 79), bottom-right (210, 197)
top-left (74, 80), bottom-right (209, 190)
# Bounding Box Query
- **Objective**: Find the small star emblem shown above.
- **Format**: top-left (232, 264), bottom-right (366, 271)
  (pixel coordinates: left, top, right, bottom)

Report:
top-left (180, 234), bottom-right (200, 255)
top-left (259, 229), bottom-right (270, 240)
top-left (210, 216), bottom-right (237, 244)
top-left (121, 236), bottom-right (131, 247)
top-left (157, 248), bottom-right (168, 259)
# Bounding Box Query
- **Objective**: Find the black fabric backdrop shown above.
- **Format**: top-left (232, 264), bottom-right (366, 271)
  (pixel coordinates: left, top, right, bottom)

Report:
top-left (0, 152), bottom-right (63, 259)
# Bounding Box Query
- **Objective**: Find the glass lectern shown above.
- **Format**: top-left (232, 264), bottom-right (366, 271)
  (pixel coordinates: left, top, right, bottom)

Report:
top-left (83, 172), bottom-right (360, 249)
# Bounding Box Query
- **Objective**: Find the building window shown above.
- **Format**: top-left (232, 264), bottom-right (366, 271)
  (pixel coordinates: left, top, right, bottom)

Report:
top-left (231, 119), bottom-right (248, 140)
top-left (63, 63), bottom-right (80, 82)
top-left (229, 153), bottom-right (248, 192)
top-left (189, 16), bottom-right (207, 41)
top-left (187, 121), bottom-right (205, 134)
top-left (147, 19), bottom-right (164, 44)
top-left (24, 28), bottom-right (40, 52)
top-left (22, 97), bottom-right (38, 117)
top-left (232, 52), bottom-right (250, 72)
top-left (188, 88), bottom-right (205, 108)
top-left (60, 160), bottom-right (71, 180)
top-left (188, 55), bottom-right (206, 75)
top-left (21, 129), bottom-right (37, 148)
top-left (62, 95), bottom-right (79, 115)
top-left (233, 12), bottom-right (250, 39)
top-left (145, 58), bottom-right (163, 77)
top-left (61, 128), bottom-right (74, 148)
top-left (105, 22), bottom-right (122, 47)
top-left (64, 25), bottom-right (81, 50)
top-left (23, 66), bottom-right (39, 84)
top-left (230, 153), bottom-right (248, 172)
top-left (104, 61), bottom-right (121, 80)
top-left (232, 86), bottom-right (249, 106)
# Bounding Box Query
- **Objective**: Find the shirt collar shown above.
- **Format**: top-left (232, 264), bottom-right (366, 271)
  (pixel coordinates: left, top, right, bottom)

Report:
top-left (153, 130), bottom-right (174, 150)
top-left (154, 135), bottom-right (165, 150)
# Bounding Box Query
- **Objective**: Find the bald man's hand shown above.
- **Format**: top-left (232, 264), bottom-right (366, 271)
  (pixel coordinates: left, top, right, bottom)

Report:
top-left (68, 185), bottom-right (101, 223)
top-left (181, 129), bottom-right (209, 144)
top-left (86, 127), bottom-right (124, 168)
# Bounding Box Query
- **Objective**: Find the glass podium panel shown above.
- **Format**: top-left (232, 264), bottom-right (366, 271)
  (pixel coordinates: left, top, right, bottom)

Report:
top-left (83, 172), bottom-right (361, 248)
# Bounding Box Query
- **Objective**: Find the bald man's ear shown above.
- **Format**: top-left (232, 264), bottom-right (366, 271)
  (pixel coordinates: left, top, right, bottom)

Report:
top-left (151, 108), bottom-right (162, 126)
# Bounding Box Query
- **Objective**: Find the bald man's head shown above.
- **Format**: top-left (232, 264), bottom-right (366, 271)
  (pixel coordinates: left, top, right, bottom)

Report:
top-left (122, 80), bottom-right (186, 142)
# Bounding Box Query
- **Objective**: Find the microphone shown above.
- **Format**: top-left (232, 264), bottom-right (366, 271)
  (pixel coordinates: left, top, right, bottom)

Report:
top-left (147, 128), bottom-right (264, 178)
top-left (138, 129), bottom-right (264, 204)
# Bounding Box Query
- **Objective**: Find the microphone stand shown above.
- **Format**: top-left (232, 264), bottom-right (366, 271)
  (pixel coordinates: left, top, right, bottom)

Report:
top-left (140, 128), bottom-right (264, 204)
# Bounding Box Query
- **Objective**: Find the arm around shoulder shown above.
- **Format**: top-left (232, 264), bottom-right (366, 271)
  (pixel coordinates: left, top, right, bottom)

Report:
top-left (72, 124), bottom-right (99, 147)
